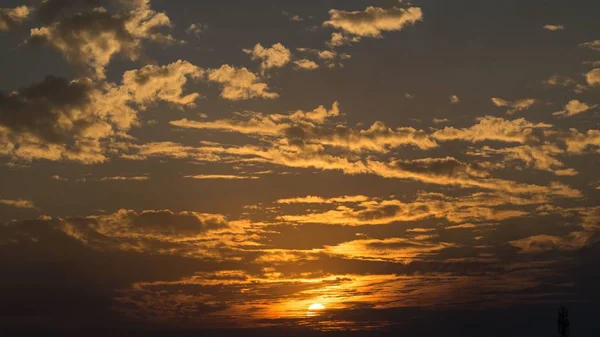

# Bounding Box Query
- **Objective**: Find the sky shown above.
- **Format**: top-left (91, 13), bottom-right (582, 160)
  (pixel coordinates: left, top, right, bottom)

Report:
top-left (1, 0), bottom-right (600, 336)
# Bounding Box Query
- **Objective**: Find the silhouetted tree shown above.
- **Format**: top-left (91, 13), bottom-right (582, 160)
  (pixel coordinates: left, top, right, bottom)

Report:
top-left (557, 305), bottom-right (570, 337)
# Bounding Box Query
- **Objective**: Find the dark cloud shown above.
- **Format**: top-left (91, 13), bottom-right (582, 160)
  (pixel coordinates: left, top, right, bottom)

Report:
top-left (28, 0), bottom-right (175, 78)
top-left (0, 218), bottom-right (230, 331)
top-left (0, 75), bottom-right (93, 144)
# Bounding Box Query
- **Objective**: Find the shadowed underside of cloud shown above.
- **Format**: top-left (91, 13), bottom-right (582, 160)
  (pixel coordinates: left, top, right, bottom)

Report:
top-left (28, 0), bottom-right (177, 78)
top-left (0, 60), bottom-right (201, 164)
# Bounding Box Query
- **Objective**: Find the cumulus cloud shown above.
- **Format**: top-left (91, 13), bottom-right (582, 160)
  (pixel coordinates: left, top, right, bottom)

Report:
top-left (244, 43), bottom-right (292, 72)
top-left (0, 5), bottom-right (30, 31)
top-left (207, 65), bottom-right (279, 100)
top-left (586, 68), bottom-right (600, 86)
top-left (553, 100), bottom-right (597, 117)
top-left (293, 59), bottom-right (319, 70)
top-left (0, 60), bottom-right (201, 163)
top-left (121, 60), bottom-right (204, 107)
top-left (28, 0), bottom-right (177, 78)
top-left (491, 97), bottom-right (537, 115)
top-left (324, 6), bottom-right (423, 38)
top-left (560, 129), bottom-right (600, 153)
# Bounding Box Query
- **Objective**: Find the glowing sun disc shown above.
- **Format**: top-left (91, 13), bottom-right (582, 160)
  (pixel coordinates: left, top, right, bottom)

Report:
top-left (308, 303), bottom-right (326, 311)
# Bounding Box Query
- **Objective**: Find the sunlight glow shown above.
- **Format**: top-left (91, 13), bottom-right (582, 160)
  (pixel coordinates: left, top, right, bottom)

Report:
top-left (308, 303), bottom-right (326, 311)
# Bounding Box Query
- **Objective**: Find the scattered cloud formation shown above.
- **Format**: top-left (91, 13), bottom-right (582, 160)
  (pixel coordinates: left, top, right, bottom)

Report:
top-left (2, 1), bottom-right (600, 334)
top-left (543, 75), bottom-right (587, 93)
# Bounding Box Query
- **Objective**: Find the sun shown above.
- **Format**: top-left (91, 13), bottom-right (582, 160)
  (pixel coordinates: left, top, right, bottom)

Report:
top-left (308, 303), bottom-right (326, 311)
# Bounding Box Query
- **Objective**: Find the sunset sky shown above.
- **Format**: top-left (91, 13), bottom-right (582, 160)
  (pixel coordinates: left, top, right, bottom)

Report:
top-left (1, 0), bottom-right (600, 336)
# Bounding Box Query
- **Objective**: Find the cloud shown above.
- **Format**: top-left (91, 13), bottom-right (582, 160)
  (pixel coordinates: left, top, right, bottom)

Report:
top-left (432, 116), bottom-right (551, 144)
top-left (170, 102), bottom-right (438, 152)
top-left (277, 193), bottom-right (517, 226)
top-left (186, 23), bottom-right (207, 37)
top-left (121, 60), bottom-right (204, 107)
top-left (324, 6), bottom-right (423, 38)
top-left (510, 232), bottom-right (592, 253)
top-left (184, 174), bottom-right (260, 180)
top-left (580, 40), bottom-right (600, 51)
top-left (586, 68), bottom-right (600, 86)
top-left (166, 108), bottom-right (579, 198)
top-left (553, 100), bottom-right (597, 117)
top-left (244, 43), bottom-right (292, 72)
top-left (98, 176), bottom-right (150, 181)
top-left (0, 199), bottom-right (36, 209)
top-left (28, 0), bottom-right (176, 78)
top-left (297, 48), bottom-right (352, 68)
top-left (51, 175), bottom-right (69, 181)
top-left (468, 145), bottom-right (577, 176)
top-left (324, 238), bottom-right (453, 263)
top-left (276, 195), bottom-right (370, 204)
top-left (368, 158), bottom-right (580, 197)
top-left (207, 65), bottom-right (279, 100)
top-left (293, 59), bottom-right (319, 70)
top-left (73, 209), bottom-right (230, 242)
top-left (560, 129), bottom-right (600, 153)
top-left (282, 11), bottom-right (303, 22)
top-left (543, 75), bottom-right (587, 93)
top-left (0, 5), bottom-right (30, 31)
top-left (543, 25), bottom-right (564, 31)
top-left (0, 60), bottom-right (201, 163)
top-left (491, 97), bottom-right (537, 115)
